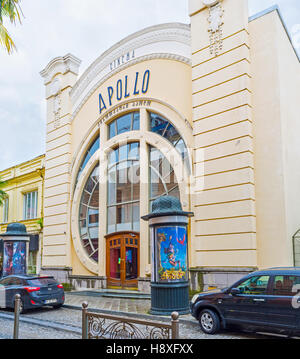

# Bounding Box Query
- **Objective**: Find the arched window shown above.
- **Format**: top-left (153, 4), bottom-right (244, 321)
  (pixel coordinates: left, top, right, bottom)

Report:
top-left (149, 146), bottom-right (179, 208)
top-left (149, 112), bottom-right (190, 173)
top-left (107, 142), bottom-right (140, 233)
top-left (76, 136), bottom-right (100, 185)
top-left (75, 110), bottom-right (189, 269)
top-left (78, 164), bottom-right (99, 262)
top-left (109, 112), bottom-right (140, 139)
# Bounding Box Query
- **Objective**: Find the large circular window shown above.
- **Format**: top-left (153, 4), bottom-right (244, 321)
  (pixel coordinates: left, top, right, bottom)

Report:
top-left (78, 164), bottom-right (99, 262)
top-left (74, 108), bottom-right (190, 270)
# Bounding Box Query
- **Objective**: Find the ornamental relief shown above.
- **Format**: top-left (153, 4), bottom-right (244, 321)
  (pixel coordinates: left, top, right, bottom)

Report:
top-left (203, 0), bottom-right (224, 57)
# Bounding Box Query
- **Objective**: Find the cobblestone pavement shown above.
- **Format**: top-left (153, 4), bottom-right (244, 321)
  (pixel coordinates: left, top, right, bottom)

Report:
top-left (0, 307), bottom-right (273, 339)
top-left (65, 293), bottom-right (154, 313)
top-left (0, 314), bottom-right (81, 339)
top-left (0, 291), bottom-right (283, 339)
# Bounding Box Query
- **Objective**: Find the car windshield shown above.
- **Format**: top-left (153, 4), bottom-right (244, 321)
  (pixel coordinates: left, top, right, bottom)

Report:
top-left (27, 278), bottom-right (57, 286)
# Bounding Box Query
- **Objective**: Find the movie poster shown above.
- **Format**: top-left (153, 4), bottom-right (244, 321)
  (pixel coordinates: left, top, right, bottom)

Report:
top-left (3, 242), bottom-right (26, 276)
top-left (156, 226), bottom-right (188, 283)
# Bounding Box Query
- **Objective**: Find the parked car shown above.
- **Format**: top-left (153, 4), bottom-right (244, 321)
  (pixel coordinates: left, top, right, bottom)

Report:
top-left (0, 275), bottom-right (65, 313)
top-left (190, 268), bottom-right (300, 336)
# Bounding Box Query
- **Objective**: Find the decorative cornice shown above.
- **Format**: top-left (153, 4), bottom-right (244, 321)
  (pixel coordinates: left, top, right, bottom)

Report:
top-left (70, 23), bottom-right (191, 118)
top-left (40, 53), bottom-right (82, 85)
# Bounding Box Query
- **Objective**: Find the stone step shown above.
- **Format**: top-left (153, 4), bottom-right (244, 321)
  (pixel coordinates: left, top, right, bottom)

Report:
top-left (68, 289), bottom-right (151, 300)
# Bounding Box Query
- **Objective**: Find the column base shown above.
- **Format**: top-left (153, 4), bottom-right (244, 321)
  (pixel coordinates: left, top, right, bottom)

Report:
top-left (150, 281), bottom-right (190, 316)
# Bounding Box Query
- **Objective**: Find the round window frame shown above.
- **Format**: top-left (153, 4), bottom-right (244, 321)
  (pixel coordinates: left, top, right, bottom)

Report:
top-left (71, 102), bottom-right (193, 273)
top-left (71, 150), bottom-right (100, 274)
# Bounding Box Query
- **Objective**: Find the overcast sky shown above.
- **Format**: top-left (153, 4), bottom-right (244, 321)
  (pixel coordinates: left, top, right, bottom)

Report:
top-left (0, 0), bottom-right (299, 171)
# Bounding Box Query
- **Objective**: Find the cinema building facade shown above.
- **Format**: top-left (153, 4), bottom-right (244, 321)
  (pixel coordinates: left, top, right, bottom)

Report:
top-left (36, 0), bottom-right (300, 292)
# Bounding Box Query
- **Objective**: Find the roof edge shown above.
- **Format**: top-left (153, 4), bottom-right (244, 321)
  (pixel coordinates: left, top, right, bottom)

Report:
top-left (249, 5), bottom-right (300, 63)
top-left (70, 22), bottom-right (191, 98)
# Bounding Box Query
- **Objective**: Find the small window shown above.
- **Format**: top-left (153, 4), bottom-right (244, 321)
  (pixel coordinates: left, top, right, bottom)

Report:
top-left (10, 278), bottom-right (22, 286)
top-left (28, 251), bottom-right (38, 275)
top-left (237, 275), bottom-right (270, 295)
top-left (0, 277), bottom-right (15, 286)
top-left (273, 275), bottom-right (300, 296)
top-left (27, 278), bottom-right (57, 286)
top-left (23, 191), bottom-right (38, 220)
top-left (108, 112), bottom-right (140, 139)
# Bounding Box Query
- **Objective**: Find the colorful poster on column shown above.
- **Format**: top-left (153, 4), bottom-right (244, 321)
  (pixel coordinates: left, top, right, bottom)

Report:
top-left (3, 242), bottom-right (26, 276)
top-left (156, 226), bottom-right (188, 282)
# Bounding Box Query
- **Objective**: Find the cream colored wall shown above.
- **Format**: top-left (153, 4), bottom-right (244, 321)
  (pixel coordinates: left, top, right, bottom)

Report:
top-left (189, 0), bottom-right (256, 268)
top-left (41, 56), bottom-right (80, 270)
top-left (70, 59), bottom-right (192, 276)
top-left (251, 10), bottom-right (300, 268)
top-left (278, 17), bottom-right (300, 267)
top-left (40, 2), bottom-right (300, 277)
top-left (71, 59), bottom-right (192, 153)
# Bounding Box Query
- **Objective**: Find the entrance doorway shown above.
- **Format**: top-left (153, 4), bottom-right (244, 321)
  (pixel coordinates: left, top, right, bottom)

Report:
top-left (106, 232), bottom-right (139, 289)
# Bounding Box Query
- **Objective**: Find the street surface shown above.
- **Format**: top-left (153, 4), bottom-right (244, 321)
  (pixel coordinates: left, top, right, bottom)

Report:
top-left (0, 307), bottom-right (287, 340)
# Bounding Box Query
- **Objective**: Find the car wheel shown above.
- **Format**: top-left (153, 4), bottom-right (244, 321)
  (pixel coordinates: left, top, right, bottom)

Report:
top-left (198, 309), bottom-right (220, 335)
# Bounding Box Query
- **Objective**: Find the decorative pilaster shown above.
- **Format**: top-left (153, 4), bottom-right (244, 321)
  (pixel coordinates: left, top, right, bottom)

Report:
top-left (189, 0), bottom-right (257, 268)
top-left (40, 54), bottom-right (81, 269)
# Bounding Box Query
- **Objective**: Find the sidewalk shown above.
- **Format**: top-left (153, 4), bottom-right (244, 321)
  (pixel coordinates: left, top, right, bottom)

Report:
top-left (63, 291), bottom-right (197, 326)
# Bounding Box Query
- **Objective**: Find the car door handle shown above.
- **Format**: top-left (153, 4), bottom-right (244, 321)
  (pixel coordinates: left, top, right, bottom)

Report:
top-left (253, 298), bottom-right (266, 302)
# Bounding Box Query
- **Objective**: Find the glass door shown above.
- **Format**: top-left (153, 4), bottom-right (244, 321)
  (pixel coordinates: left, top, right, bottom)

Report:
top-left (106, 232), bottom-right (139, 289)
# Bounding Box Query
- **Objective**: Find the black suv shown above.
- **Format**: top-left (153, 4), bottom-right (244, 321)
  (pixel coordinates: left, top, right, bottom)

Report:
top-left (190, 268), bottom-right (300, 336)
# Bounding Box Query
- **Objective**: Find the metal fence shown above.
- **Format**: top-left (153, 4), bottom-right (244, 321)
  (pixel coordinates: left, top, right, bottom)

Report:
top-left (11, 297), bottom-right (180, 339)
top-left (82, 302), bottom-right (180, 339)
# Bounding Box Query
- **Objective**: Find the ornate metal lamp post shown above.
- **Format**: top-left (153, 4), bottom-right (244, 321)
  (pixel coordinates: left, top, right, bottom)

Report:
top-left (0, 223), bottom-right (30, 277)
top-left (142, 196), bottom-right (194, 315)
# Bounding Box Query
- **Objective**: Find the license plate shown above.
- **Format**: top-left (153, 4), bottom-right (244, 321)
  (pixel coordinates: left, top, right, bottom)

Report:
top-left (45, 299), bottom-right (58, 304)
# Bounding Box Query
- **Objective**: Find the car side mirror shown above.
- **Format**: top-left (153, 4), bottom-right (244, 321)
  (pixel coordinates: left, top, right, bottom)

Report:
top-left (230, 288), bottom-right (241, 296)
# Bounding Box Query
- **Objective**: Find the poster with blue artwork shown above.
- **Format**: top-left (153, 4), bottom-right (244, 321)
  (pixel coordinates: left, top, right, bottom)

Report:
top-left (3, 242), bottom-right (26, 276)
top-left (156, 226), bottom-right (188, 283)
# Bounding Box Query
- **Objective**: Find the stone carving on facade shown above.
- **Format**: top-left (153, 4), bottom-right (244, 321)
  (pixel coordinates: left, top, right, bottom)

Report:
top-left (52, 78), bottom-right (62, 128)
top-left (203, 0), bottom-right (224, 57)
top-left (53, 93), bottom-right (62, 128)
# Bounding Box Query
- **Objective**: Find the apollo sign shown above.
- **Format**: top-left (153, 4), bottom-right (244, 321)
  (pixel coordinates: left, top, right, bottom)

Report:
top-left (99, 70), bottom-right (151, 114)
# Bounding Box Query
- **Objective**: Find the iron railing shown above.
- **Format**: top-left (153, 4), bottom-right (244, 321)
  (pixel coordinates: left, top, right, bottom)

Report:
top-left (82, 302), bottom-right (180, 339)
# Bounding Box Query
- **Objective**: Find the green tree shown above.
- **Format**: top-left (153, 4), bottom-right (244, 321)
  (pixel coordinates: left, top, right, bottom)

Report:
top-left (0, 0), bottom-right (23, 54)
top-left (0, 177), bottom-right (7, 206)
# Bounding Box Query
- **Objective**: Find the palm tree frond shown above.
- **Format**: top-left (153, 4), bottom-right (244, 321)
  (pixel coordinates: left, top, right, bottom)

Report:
top-left (0, 0), bottom-right (23, 53)
top-left (0, 0), bottom-right (22, 24)
top-left (0, 22), bottom-right (16, 54)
